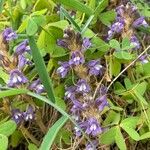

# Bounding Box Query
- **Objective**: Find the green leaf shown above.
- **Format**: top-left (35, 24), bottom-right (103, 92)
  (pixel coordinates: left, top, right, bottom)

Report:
top-left (54, 84), bottom-right (65, 98)
top-left (26, 18), bottom-right (38, 36)
top-left (10, 130), bottom-right (23, 148)
top-left (32, 9), bottom-right (47, 16)
top-left (124, 78), bottom-right (132, 90)
top-left (0, 0), bottom-right (4, 13)
top-left (81, 15), bottom-right (94, 34)
top-left (110, 57), bottom-right (121, 76)
top-left (103, 111), bottom-right (120, 126)
top-left (94, 0), bottom-right (108, 17)
top-left (100, 127), bottom-right (116, 144)
top-left (109, 39), bottom-right (120, 50)
top-left (47, 20), bottom-right (69, 30)
top-left (0, 134), bottom-right (8, 150)
top-left (55, 97), bottom-right (66, 110)
top-left (113, 51), bottom-right (132, 60)
top-left (121, 37), bottom-right (130, 49)
top-left (121, 126), bottom-right (140, 141)
top-left (99, 10), bottom-right (116, 26)
top-left (0, 89), bottom-right (27, 99)
top-left (91, 37), bottom-right (110, 53)
top-left (17, 17), bottom-right (29, 33)
top-left (88, 0), bottom-right (95, 9)
top-left (0, 120), bottom-right (16, 137)
top-left (56, 0), bottom-right (93, 16)
top-left (134, 90), bottom-right (148, 105)
top-left (20, 0), bottom-right (26, 9)
top-left (141, 9), bottom-right (150, 17)
top-left (34, 0), bottom-right (52, 11)
top-left (115, 127), bottom-right (127, 150)
top-left (140, 132), bottom-right (150, 140)
top-left (134, 82), bottom-right (147, 96)
top-left (40, 116), bottom-right (68, 150)
top-left (28, 143), bottom-right (38, 150)
top-left (32, 15), bottom-right (46, 26)
top-left (28, 36), bottom-right (55, 103)
top-left (120, 117), bottom-right (140, 141)
top-left (0, 67), bottom-right (9, 83)
top-left (120, 117), bottom-right (139, 128)
top-left (60, 7), bottom-right (81, 32)
top-left (55, 129), bottom-right (72, 145)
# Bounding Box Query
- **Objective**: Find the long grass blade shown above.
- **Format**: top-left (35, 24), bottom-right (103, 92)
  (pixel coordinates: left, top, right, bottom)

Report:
top-left (60, 7), bottom-right (81, 32)
top-left (40, 116), bottom-right (68, 150)
top-left (28, 36), bottom-right (55, 103)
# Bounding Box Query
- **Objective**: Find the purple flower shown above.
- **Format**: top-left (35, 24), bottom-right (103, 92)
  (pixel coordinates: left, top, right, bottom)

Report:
top-left (88, 60), bottom-right (103, 76)
top-left (107, 18), bottom-right (125, 39)
top-left (95, 95), bottom-right (108, 111)
top-left (99, 85), bottom-right (107, 96)
top-left (8, 69), bottom-right (28, 87)
top-left (23, 106), bottom-right (34, 121)
top-left (76, 79), bottom-right (90, 93)
top-left (71, 100), bottom-right (84, 114)
top-left (18, 55), bottom-right (32, 69)
top-left (11, 109), bottom-right (23, 124)
top-left (116, 5), bottom-right (125, 16)
top-left (82, 38), bottom-right (91, 51)
top-left (130, 35), bottom-right (140, 49)
top-left (129, 4), bottom-right (137, 13)
top-left (139, 54), bottom-right (149, 64)
top-left (57, 61), bottom-right (70, 78)
top-left (69, 51), bottom-right (85, 66)
top-left (29, 79), bottom-right (45, 94)
top-left (80, 118), bottom-right (102, 136)
top-left (133, 17), bottom-right (148, 28)
top-left (2, 28), bottom-right (18, 42)
top-left (86, 140), bottom-right (98, 150)
top-left (15, 40), bottom-right (30, 55)
top-left (57, 39), bottom-right (68, 49)
top-left (111, 20), bottom-right (125, 33)
top-left (74, 126), bottom-right (82, 137)
top-left (65, 86), bottom-right (76, 100)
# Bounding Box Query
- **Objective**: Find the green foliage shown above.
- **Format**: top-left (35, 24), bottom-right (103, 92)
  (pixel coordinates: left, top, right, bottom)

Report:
top-left (0, 134), bottom-right (8, 150)
top-left (0, 0), bottom-right (150, 149)
top-left (94, 0), bottom-right (108, 17)
top-left (120, 117), bottom-right (140, 141)
top-left (0, 120), bottom-right (17, 136)
top-left (99, 10), bottom-right (116, 26)
top-left (28, 143), bottom-right (38, 150)
top-left (115, 127), bottom-right (127, 150)
top-left (28, 36), bottom-right (55, 103)
top-left (39, 116), bottom-right (68, 150)
top-left (55, 0), bottom-right (93, 16)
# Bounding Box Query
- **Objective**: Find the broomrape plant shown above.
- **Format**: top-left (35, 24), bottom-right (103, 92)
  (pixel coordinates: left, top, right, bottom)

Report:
top-left (0, 0), bottom-right (149, 150)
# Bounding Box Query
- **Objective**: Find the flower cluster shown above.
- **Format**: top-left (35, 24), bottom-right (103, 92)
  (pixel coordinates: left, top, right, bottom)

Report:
top-left (2, 28), bottom-right (18, 42)
top-left (7, 40), bottom-right (30, 87)
top-left (57, 29), bottom-right (108, 140)
top-left (107, 3), bottom-right (149, 50)
top-left (2, 28), bottom-right (45, 93)
top-left (12, 105), bottom-right (34, 124)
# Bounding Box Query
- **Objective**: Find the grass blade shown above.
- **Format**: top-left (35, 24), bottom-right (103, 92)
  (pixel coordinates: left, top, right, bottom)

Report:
top-left (0, 89), bottom-right (27, 99)
top-left (81, 15), bottom-right (94, 34)
top-left (28, 36), bottom-right (55, 103)
top-left (40, 116), bottom-right (68, 150)
top-left (60, 7), bottom-right (81, 32)
top-left (56, 0), bottom-right (93, 16)
top-left (94, 0), bottom-right (108, 17)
